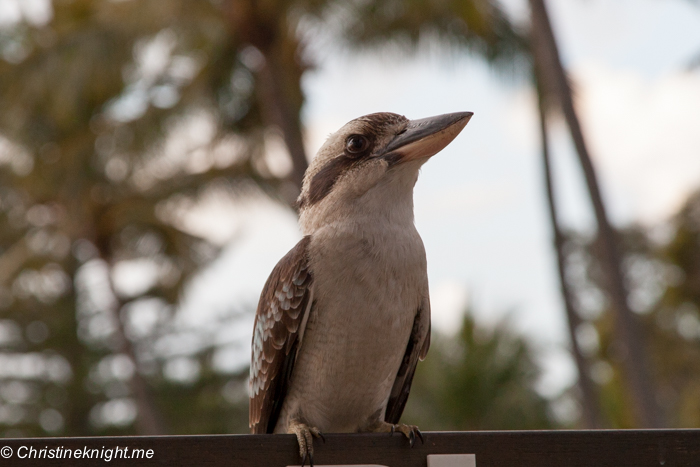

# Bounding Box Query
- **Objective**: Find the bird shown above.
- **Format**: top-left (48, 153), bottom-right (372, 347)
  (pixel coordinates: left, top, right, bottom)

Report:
top-left (249, 111), bottom-right (472, 466)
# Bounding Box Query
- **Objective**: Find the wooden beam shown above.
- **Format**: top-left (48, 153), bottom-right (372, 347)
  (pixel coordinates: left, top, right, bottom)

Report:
top-left (1, 430), bottom-right (699, 466)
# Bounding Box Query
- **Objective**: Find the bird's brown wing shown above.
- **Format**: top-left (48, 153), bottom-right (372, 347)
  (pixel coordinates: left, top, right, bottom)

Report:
top-left (249, 236), bottom-right (313, 434)
top-left (384, 299), bottom-right (431, 424)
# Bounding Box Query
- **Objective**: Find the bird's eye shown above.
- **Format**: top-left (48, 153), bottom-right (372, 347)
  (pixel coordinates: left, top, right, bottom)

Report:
top-left (345, 135), bottom-right (370, 155)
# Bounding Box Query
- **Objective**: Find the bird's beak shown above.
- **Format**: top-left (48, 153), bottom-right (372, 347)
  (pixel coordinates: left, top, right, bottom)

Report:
top-left (382, 111), bottom-right (473, 163)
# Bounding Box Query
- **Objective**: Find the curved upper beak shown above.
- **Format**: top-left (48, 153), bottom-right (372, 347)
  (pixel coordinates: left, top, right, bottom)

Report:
top-left (382, 111), bottom-right (473, 163)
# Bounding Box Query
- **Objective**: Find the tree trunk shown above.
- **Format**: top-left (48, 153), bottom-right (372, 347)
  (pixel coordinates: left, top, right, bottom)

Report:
top-left (528, 0), bottom-right (663, 427)
top-left (256, 44), bottom-right (309, 196)
top-left (535, 75), bottom-right (604, 428)
top-left (102, 263), bottom-right (166, 435)
top-left (96, 237), bottom-right (166, 435)
top-left (0, 238), bottom-right (29, 285)
top-left (112, 295), bottom-right (167, 436)
top-left (224, 0), bottom-right (309, 203)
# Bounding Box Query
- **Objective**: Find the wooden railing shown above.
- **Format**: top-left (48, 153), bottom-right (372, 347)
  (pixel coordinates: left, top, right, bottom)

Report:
top-left (2, 430), bottom-right (699, 466)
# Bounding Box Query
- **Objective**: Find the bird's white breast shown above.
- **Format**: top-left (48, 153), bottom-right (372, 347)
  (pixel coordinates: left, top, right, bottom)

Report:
top-left (274, 218), bottom-right (427, 433)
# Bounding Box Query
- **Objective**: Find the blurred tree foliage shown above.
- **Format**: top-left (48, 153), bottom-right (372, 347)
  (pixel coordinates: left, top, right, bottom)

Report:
top-left (559, 189), bottom-right (700, 428)
top-left (656, 190), bottom-right (700, 426)
top-left (0, 0), bottom-right (551, 438)
top-left (329, 0), bottom-right (524, 69)
top-left (403, 312), bottom-right (553, 430)
top-left (0, 0), bottom-right (275, 437)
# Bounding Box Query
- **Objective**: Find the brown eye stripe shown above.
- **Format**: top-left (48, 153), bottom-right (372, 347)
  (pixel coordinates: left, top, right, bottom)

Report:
top-left (304, 154), bottom-right (361, 207)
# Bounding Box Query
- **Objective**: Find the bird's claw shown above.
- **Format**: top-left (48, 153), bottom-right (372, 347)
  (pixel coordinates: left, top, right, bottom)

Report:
top-left (415, 428), bottom-right (424, 445)
top-left (290, 420), bottom-right (324, 467)
top-left (389, 423), bottom-right (424, 447)
top-left (300, 451), bottom-right (314, 467)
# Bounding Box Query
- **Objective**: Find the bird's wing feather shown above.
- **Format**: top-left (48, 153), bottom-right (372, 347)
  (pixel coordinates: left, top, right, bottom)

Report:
top-left (249, 236), bottom-right (313, 434)
top-left (384, 297), bottom-right (431, 424)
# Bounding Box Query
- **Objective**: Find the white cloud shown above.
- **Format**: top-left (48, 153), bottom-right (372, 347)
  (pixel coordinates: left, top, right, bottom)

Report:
top-left (575, 63), bottom-right (700, 224)
top-left (177, 198), bottom-right (301, 328)
top-left (504, 62), bottom-right (700, 226)
top-left (430, 281), bottom-right (469, 335)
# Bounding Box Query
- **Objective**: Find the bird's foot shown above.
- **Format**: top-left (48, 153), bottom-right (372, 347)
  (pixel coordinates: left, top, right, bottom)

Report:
top-left (288, 419), bottom-right (325, 467)
top-left (370, 421), bottom-right (424, 447)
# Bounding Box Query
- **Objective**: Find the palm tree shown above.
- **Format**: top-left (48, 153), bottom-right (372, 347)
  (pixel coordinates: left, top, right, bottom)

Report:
top-left (528, 0), bottom-right (663, 427)
top-left (535, 74), bottom-right (603, 428)
top-left (404, 312), bottom-right (554, 430)
top-left (222, 0), bottom-right (312, 195)
top-left (324, 0), bottom-right (523, 68)
top-left (0, 0), bottom-right (272, 436)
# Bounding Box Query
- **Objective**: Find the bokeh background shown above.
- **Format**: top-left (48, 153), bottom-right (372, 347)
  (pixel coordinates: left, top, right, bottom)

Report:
top-left (1, 0), bottom-right (700, 437)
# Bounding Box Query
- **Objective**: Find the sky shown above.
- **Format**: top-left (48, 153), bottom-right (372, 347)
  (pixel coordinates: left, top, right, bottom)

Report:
top-left (160, 0), bottom-right (700, 398)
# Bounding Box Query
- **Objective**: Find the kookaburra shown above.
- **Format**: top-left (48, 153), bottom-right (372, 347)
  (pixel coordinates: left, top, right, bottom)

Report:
top-left (249, 111), bottom-right (472, 465)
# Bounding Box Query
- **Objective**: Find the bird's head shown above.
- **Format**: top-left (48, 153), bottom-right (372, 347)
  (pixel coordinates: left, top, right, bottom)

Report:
top-left (298, 111), bottom-right (472, 233)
